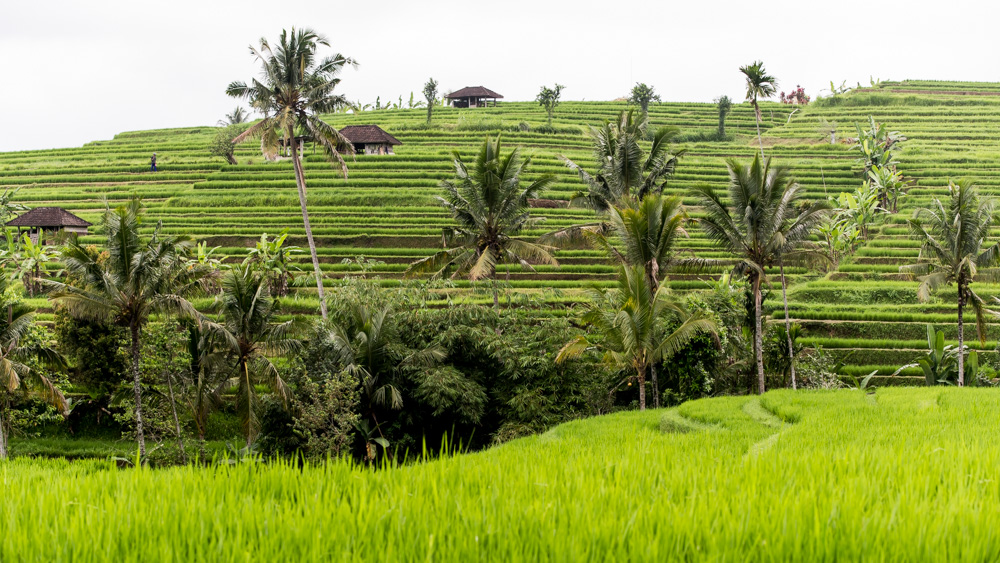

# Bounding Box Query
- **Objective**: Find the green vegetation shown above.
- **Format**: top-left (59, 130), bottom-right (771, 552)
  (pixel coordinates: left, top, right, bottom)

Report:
top-left (3, 389), bottom-right (1000, 560)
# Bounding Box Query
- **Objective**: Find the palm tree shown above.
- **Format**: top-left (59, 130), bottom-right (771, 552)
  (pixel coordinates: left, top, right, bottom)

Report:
top-left (900, 180), bottom-right (1000, 386)
top-left (217, 107), bottom-right (250, 126)
top-left (557, 266), bottom-right (717, 410)
top-left (692, 156), bottom-right (828, 394)
top-left (203, 266), bottom-right (300, 447)
top-left (226, 28), bottom-right (357, 320)
top-left (0, 272), bottom-right (67, 458)
top-left (739, 61), bottom-right (778, 159)
top-left (47, 198), bottom-right (202, 456)
top-left (405, 135), bottom-right (558, 307)
top-left (589, 194), bottom-right (689, 293)
top-left (563, 110), bottom-right (682, 212)
top-left (322, 302), bottom-right (443, 442)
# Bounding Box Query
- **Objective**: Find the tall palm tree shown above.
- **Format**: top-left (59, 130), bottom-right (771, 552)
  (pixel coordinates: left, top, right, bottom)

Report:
top-left (226, 28), bottom-right (357, 320)
top-left (692, 156), bottom-right (828, 394)
top-left (405, 135), bottom-right (558, 307)
top-left (739, 61), bottom-right (778, 160)
top-left (564, 109), bottom-right (683, 212)
top-left (557, 266), bottom-right (717, 410)
top-left (0, 272), bottom-right (67, 459)
top-left (203, 266), bottom-right (300, 447)
top-left (900, 180), bottom-right (1000, 386)
top-left (48, 198), bottom-right (202, 456)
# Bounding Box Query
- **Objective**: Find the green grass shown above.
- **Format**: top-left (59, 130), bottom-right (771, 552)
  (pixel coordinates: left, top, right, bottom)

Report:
top-left (5, 388), bottom-right (1000, 560)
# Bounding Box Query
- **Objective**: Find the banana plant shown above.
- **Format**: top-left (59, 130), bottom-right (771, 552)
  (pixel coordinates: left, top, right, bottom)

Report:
top-left (916, 324), bottom-right (979, 386)
top-left (868, 165), bottom-right (909, 213)
top-left (836, 183), bottom-right (883, 240)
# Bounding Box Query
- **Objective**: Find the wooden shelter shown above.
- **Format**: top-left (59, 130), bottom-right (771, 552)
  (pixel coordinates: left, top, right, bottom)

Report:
top-left (338, 125), bottom-right (402, 155)
top-left (6, 207), bottom-right (92, 244)
top-left (446, 86), bottom-right (503, 108)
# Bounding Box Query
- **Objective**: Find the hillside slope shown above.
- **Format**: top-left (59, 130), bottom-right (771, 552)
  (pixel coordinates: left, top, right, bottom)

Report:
top-left (3, 80), bottom-right (1000, 377)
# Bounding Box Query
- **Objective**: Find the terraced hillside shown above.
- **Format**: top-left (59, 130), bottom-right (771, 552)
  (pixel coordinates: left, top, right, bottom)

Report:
top-left (3, 80), bottom-right (1000, 379)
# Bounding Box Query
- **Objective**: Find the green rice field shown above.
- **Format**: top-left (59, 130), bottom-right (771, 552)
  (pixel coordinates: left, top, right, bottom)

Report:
top-left (5, 388), bottom-right (998, 561)
top-left (5, 79), bottom-right (1000, 375)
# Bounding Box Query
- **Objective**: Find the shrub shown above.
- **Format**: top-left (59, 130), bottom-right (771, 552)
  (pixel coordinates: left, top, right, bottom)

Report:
top-left (292, 373), bottom-right (359, 461)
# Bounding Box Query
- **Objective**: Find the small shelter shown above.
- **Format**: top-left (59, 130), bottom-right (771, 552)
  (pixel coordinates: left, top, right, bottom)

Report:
top-left (6, 207), bottom-right (92, 244)
top-left (446, 86), bottom-right (503, 108)
top-left (339, 125), bottom-right (402, 155)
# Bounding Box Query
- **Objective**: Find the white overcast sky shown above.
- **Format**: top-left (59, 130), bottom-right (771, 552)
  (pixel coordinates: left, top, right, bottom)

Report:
top-left (1, 0), bottom-right (997, 152)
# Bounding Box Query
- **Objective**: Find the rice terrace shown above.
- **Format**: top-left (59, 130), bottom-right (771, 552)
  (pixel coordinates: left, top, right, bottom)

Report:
top-left (3, 3), bottom-right (1000, 560)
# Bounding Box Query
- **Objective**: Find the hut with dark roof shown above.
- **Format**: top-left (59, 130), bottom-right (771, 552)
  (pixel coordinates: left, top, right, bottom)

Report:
top-left (6, 207), bottom-right (92, 244)
top-left (339, 125), bottom-right (402, 156)
top-left (445, 86), bottom-right (503, 108)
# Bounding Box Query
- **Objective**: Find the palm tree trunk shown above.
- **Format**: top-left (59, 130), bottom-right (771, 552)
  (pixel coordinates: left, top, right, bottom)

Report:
top-left (244, 360), bottom-right (253, 449)
top-left (165, 372), bottom-right (186, 463)
top-left (651, 363), bottom-right (659, 409)
top-left (957, 287), bottom-right (965, 387)
top-left (130, 321), bottom-right (146, 457)
top-left (753, 275), bottom-right (766, 395)
top-left (289, 130), bottom-right (328, 320)
top-left (637, 365), bottom-right (647, 411)
top-left (0, 397), bottom-right (8, 460)
top-left (780, 261), bottom-right (796, 390)
top-left (754, 104), bottom-right (765, 161)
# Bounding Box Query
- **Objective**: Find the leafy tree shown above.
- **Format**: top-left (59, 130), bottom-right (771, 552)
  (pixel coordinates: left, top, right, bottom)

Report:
top-left (914, 324), bottom-right (977, 386)
top-left (226, 27), bottom-right (357, 320)
top-left (423, 78), bottom-right (438, 125)
top-left (557, 265), bottom-right (717, 410)
top-left (47, 198), bottom-right (203, 456)
top-left (692, 156), bottom-right (828, 394)
top-left (0, 272), bottom-right (67, 458)
top-left (900, 180), bottom-right (1000, 386)
top-left (563, 110), bottom-right (682, 211)
top-left (628, 83), bottom-right (661, 115)
top-left (536, 84), bottom-right (565, 127)
top-left (715, 95), bottom-right (732, 138)
top-left (406, 135), bottom-right (557, 307)
top-left (209, 123), bottom-right (248, 165)
top-left (739, 61), bottom-right (778, 159)
top-left (217, 107), bottom-right (250, 126)
top-left (203, 266), bottom-right (300, 447)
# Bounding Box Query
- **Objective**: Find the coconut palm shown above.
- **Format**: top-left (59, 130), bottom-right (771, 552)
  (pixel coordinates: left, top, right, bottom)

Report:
top-left (217, 107), bottom-right (250, 126)
top-left (322, 301), bottom-right (443, 440)
top-left (739, 61), bottom-right (778, 159)
top-left (900, 180), bottom-right (1000, 386)
top-left (226, 28), bottom-right (357, 320)
top-left (203, 266), bottom-right (300, 447)
top-left (587, 194), bottom-right (690, 293)
top-left (405, 135), bottom-right (557, 307)
top-left (0, 272), bottom-right (67, 458)
top-left (692, 155), bottom-right (829, 394)
top-left (47, 198), bottom-right (202, 456)
top-left (557, 265), bottom-right (717, 410)
top-left (563, 109), bottom-right (682, 212)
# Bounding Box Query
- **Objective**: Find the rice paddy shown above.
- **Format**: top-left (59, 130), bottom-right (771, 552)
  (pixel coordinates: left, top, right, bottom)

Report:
top-left (4, 80), bottom-right (1000, 376)
top-left (4, 388), bottom-right (999, 561)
